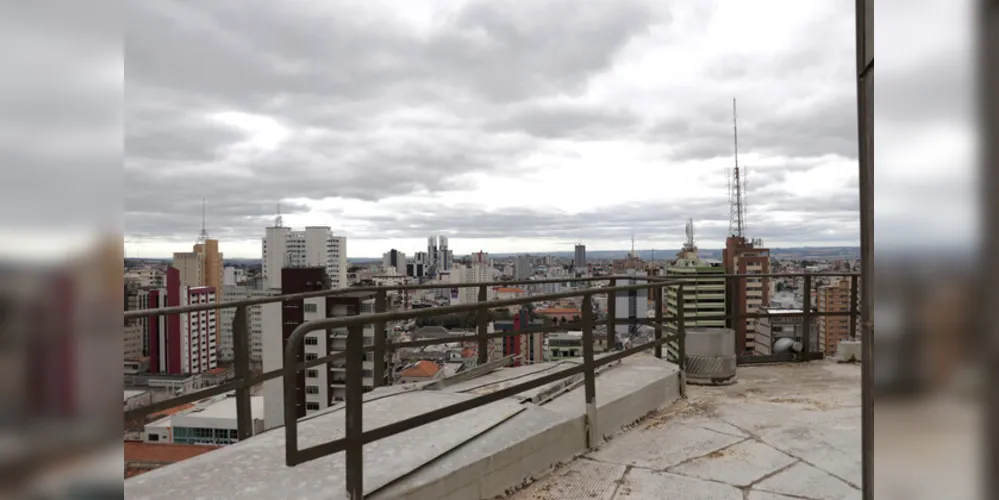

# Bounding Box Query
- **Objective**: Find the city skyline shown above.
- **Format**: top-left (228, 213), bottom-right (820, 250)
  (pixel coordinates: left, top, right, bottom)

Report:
top-left (124, 0), bottom-right (864, 259)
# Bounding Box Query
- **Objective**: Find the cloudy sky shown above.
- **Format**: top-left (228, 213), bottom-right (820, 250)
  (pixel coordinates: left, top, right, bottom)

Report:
top-left (121, 0), bottom-right (969, 259)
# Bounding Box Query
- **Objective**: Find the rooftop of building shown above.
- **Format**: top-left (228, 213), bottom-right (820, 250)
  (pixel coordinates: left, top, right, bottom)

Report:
top-left (125, 441), bottom-right (222, 466)
top-left (495, 287), bottom-right (526, 293)
top-left (148, 394), bottom-right (265, 426)
top-left (509, 361), bottom-right (860, 499)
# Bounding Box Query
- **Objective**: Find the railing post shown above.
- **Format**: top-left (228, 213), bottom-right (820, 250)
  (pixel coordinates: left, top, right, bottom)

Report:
top-left (477, 285), bottom-right (489, 365)
top-left (849, 274), bottom-right (859, 339)
top-left (232, 305), bottom-right (253, 441)
top-left (373, 290), bottom-right (387, 387)
top-left (345, 323), bottom-right (365, 499)
top-left (801, 274), bottom-right (813, 358)
top-left (653, 285), bottom-right (663, 359)
top-left (580, 293), bottom-right (599, 448)
top-left (677, 284), bottom-right (687, 398)
top-left (606, 278), bottom-right (616, 351)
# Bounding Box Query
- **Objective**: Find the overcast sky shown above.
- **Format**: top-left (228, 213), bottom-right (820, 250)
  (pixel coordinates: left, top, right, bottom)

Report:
top-left (120, 0), bottom-right (969, 259)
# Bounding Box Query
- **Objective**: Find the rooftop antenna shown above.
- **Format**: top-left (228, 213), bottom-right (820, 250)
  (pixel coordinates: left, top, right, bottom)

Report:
top-left (275, 202), bottom-right (283, 228)
top-left (728, 98), bottom-right (745, 238)
top-left (197, 198), bottom-right (209, 243)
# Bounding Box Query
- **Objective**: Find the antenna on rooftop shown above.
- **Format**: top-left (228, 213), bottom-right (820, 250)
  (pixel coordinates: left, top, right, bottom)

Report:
top-left (275, 202), bottom-right (283, 228)
top-left (728, 98), bottom-right (746, 238)
top-left (197, 198), bottom-right (209, 243)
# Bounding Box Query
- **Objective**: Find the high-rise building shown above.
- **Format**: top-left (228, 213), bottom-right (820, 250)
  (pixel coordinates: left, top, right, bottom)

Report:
top-left (261, 268), bottom-right (378, 429)
top-left (439, 236), bottom-right (451, 271)
top-left (723, 236), bottom-right (771, 355)
top-left (146, 267), bottom-right (218, 375)
top-left (382, 249), bottom-right (408, 275)
top-left (818, 278), bottom-right (854, 356)
top-left (665, 221), bottom-right (726, 360)
top-left (574, 244), bottom-right (587, 273)
top-left (218, 285), bottom-right (278, 363)
top-left (427, 236), bottom-right (439, 274)
top-left (515, 255), bottom-right (531, 280)
top-left (262, 225), bottom-right (347, 290)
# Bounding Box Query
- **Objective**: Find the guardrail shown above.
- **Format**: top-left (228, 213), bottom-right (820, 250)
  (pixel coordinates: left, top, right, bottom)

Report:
top-left (123, 272), bottom-right (860, 498)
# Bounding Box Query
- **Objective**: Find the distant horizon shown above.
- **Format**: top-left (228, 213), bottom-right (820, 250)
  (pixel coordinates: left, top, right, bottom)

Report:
top-left (124, 245), bottom-right (861, 262)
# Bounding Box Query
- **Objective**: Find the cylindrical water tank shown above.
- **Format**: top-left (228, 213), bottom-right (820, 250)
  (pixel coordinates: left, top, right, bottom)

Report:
top-left (684, 327), bottom-right (737, 385)
top-left (773, 337), bottom-right (802, 354)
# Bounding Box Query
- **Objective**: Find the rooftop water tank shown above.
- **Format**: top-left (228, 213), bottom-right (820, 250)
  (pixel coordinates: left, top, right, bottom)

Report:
top-left (685, 327), bottom-right (737, 385)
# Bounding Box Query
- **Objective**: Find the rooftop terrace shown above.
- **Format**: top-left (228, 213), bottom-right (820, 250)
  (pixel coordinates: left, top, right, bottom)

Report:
top-left (509, 361), bottom-right (860, 500)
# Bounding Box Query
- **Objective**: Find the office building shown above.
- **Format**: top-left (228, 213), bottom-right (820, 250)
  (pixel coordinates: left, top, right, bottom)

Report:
top-left (515, 255), bottom-right (531, 280)
top-left (261, 268), bottom-right (379, 429)
top-left (262, 225), bottom-right (347, 290)
top-left (574, 244), bottom-right (586, 273)
top-left (665, 221), bottom-right (726, 359)
top-left (723, 236), bottom-right (771, 355)
top-left (382, 249), bottom-right (408, 275)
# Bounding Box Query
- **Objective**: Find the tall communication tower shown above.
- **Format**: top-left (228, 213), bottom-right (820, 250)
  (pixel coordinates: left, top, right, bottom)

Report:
top-left (197, 198), bottom-right (209, 243)
top-left (728, 98), bottom-right (747, 238)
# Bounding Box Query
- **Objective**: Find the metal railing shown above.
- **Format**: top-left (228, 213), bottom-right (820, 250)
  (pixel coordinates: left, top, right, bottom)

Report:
top-left (123, 272), bottom-right (860, 498)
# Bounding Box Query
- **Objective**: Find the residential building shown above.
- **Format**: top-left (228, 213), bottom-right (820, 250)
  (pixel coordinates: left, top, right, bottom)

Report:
top-left (124, 268), bottom-right (165, 288)
top-left (449, 260), bottom-right (495, 305)
top-left (723, 236), bottom-right (771, 355)
top-left (398, 360), bottom-right (441, 384)
top-left (818, 278), bottom-right (854, 356)
top-left (754, 307), bottom-right (820, 355)
top-left (382, 249), bottom-right (408, 275)
top-left (223, 266), bottom-right (245, 286)
top-left (144, 394), bottom-right (265, 446)
top-left (574, 244), bottom-right (586, 273)
top-left (515, 255), bottom-right (531, 280)
top-left (262, 225), bottom-right (347, 290)
top-left (124, 322), bottom-right (144, 361)
top-left (439, 236), bottom-right (451, 271)
top-left (143, 267), bottom-right (218, 375)
top-left (261, 269), bottom-right (377, 429)
top-left (218, 285), bottom-right (278, 362)
top-left (492, 310), bottom-right (545, 366)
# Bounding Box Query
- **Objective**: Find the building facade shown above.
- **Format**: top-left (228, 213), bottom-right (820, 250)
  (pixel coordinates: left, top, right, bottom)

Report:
top-left (723, 236), bottom-right (771, 355)
top-left (818, 278), bottom-right (854, 356)
top-left (574, 244), bottom-right (586, 273)
top-left (614, 269), bottom-right (648, 335)
top-left (218, 285), bottom-right (278, 363)
top-left (262, 226), bottom-right (347, 290)
top-left (382, 249), bottom-right (408, 275)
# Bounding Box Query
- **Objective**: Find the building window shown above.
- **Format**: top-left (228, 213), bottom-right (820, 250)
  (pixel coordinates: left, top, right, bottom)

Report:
top-left (306, 402), bottom-right (320, 411)
top-left (306, 385), bottom-right (319, 394)
top-left (305, 336), bottom-right (318, 346)
top-left (307, 369), bottom-right (318, 378)
top-left (304, 303), bottom-right (318, 313)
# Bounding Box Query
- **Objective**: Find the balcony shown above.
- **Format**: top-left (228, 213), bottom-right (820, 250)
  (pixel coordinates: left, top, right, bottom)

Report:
top-left (122, 273), bottom-right (862, 499)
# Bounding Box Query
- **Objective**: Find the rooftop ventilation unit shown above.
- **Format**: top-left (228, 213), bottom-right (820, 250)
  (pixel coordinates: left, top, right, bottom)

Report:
top-left (684, 327), bottom-right (737, 385)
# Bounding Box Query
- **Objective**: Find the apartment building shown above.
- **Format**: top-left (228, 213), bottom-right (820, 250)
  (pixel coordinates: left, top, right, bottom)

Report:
top-left (723, 236), bottom-right (771, 354)
top-left (818, 278), bottom-right (855, 356)
top-left (262, 225), bottom-right (347, 290)
top-left (261, 268), bottom-right (378, 430)
top-left (218, 285), bottom-right (278, 362)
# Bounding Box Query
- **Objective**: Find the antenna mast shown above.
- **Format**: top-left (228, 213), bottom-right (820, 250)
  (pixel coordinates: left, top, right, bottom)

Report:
top-left (275, 203), bottom-right (283, 228)
top-left (729, 98), bottom-right (745, 237)
top-left (198, 198), bottom-right (209, 243)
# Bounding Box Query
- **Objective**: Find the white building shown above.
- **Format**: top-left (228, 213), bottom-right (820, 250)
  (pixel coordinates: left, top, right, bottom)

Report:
top-left (180, 286), bottom-right (219, 374)
top-left (124, 268), bottom-right (165, 288)
top-left (449, 263), bottom-right (496, 305)
top-left (223, 266), bottom-right (246, 286)
top-left (382, 249), bottom-right (408, 275)
top-left (218, 285), bottom-right (278, 362)
top-left (144, 394), bottom-right (265, 446)
top-left (261, 294), bottom-right (377, 430)
top-left (262, 225), bottom-right (347, 290)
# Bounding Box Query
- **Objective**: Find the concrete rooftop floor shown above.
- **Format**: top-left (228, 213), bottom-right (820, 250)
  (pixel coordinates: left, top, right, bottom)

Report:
top-left (508, 361), bottom-right (861, 500)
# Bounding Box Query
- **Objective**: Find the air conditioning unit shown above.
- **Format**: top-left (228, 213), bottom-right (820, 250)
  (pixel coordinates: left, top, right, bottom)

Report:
top-left (684, 327), bottom-right (737, 386)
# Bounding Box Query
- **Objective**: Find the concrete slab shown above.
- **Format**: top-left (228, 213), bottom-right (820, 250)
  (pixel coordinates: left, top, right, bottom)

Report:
top-left (507, 361), bottom-right (862, 500)
top-left (668, 439), bottom-right (797, 488)
top-left (588, 421), bottom-right (743, 470)
top-left (126, 391), bottom-right (524, 500)
top-left (752, 462), bottom-right (861, 500)
top-left (614, 469), bottom-right (742, 499)
top-left (506, 459), bottom-right (626, 500)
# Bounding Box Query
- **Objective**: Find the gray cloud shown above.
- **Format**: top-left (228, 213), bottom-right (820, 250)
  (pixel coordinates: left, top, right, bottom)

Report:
top-left (123, 0), bottom-right (870, 253)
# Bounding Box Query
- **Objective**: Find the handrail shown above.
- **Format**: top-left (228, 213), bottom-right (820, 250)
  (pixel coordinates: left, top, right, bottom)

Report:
top-left (124, 271), bottom-right (861, 499)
